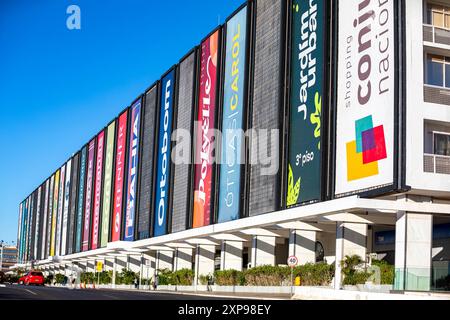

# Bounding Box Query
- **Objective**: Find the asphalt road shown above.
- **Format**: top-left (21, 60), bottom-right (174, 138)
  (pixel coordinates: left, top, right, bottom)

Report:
top-left (0, 284), bottom-right (239, 300)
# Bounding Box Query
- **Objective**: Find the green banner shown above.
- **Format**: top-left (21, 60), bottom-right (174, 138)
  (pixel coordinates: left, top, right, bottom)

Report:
top-left (287, 0), bottom-right (324, 206)
top-left (100, 121), bottom-right (115, 247)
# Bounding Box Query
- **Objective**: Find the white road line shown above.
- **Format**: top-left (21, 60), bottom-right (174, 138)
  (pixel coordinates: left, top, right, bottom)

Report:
top-left (25, 289), bottom-right (37, 295)
top-left (0, 284), bottom-right (6, 288)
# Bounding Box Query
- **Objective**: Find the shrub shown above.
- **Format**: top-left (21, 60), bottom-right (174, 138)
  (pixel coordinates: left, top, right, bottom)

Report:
top-left (214, 270), bottom-right (244, 286)
top-left (199, 274), bottom-right (212, 285)
top-left (98, 271), bottom-right (112, 284)
top-left (371, 259), bottom-right (394, 285)
top-left (80, 272), bottom-right (95, 284)
top-left (55, 274), bottom-right (65, 284)
top-left (293, 262), bottom-right (335, 286)
top-left (173, 269), bottom-right (194, 285)
top-left (341, 255), bottom-right (372, 285)
top-left (115, 268), bottom-right (137, 285)
top-left (244, 265), bottom-right (291, 286)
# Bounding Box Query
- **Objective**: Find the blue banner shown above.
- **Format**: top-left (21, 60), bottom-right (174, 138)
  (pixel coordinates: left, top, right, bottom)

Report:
top-left (218, 7), bottom-right (247, 223)
top-left (124, 100), bottom-right (141, 241)
top-left (154, 70), bottom-right (175, 237)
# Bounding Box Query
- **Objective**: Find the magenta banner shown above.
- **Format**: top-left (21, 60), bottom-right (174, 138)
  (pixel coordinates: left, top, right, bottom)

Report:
top-left (91, 130), bottom-right (105, 250)
top-left (82, 139), bottom-right (95, 251)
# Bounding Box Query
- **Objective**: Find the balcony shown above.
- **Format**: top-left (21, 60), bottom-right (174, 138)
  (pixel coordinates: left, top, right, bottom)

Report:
top-left (423, 24), bottom-right (450, 47)
top-left (424, 85), bottom-right (450, 106)
top-left (424, 153), bottom-right (450, 174)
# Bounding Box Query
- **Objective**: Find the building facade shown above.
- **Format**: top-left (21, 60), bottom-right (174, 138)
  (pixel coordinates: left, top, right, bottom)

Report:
top-left (16, 0), bottom-right (450, 292)
top-left (1, 245), bottom-right (18, 272)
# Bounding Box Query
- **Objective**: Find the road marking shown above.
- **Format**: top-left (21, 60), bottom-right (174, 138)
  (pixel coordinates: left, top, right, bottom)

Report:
top-left (0, 284), bottom-right (5, 288)
top-left (25, 289), bottom-right (37, 295)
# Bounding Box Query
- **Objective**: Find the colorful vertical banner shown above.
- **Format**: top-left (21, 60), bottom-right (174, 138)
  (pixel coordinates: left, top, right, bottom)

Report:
top-left (17, 202), bottom-right (23, 262)
top-left (193, 30), bottom-right (220, 228)
top-left (91, 131), bottom-right (105, 250)
top-left (153, 70), bottom-right (175, 237)
top-left (55, 165), bottom-right (66, 256)
top-left (335, 0), bottom-right (395, 196)
top-left (287, 0), bottom-right (324, 207)
top-left (47, 175), bottom-right (55, 257)
top-left (124, 100), bottom-right (141, 241)
top-left (34, 187), bottom-right (42, 259)
top-left (82, 139), bottom-right (96, 251)
top-left (76, 147), bottom-right (87, 252)
top-left (101, 121), bottom-right (116, 247)
top-left (41, 179), bottom-right (49, 258)
top-left (50, 170), bottom-right (60, 256)
top-left (218, 8), bottom-right (248, 223)
top-left (61, 159), bottom-right (72, 255)
top-left (112, 111), bottom-right (128, 241)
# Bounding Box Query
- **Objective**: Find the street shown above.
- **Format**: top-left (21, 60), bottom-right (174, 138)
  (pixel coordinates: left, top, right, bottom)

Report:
top-left (0, 284), bottom-right (240, 300)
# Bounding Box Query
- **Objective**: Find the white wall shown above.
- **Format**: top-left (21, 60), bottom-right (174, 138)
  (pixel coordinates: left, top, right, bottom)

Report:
top-left (405, 0), bottom-right (450, 193)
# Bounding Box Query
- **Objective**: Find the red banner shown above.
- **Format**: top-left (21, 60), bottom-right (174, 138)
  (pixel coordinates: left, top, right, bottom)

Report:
top-left (193, 30), bottom-right (219, 228)
top-left (91, 130), bottom-right (105, 249)
top-left (111, 112), bottom-right (128, 241)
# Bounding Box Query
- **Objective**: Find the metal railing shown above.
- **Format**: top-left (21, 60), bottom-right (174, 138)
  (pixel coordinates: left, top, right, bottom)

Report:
top-left (424, 85), bottom-right (450, 106)
top-left (423, 24), bottom-right (450, 46)
top-left (424, 153), bottom-right (450, 174)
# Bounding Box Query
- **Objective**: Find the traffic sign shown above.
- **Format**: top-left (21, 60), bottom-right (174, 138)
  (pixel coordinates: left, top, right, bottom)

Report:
top-left (287, 256), bottom-right (298, 268)
top-left (96, 261), bottom-right (103, 272)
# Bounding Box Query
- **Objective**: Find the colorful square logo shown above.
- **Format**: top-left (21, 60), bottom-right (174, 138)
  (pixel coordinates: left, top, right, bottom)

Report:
top-left (346, 116), bottom-right (387, 181)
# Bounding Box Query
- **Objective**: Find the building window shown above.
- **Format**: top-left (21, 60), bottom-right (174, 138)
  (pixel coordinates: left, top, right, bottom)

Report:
top-left (434, 132), bottom-right (450, 156)
top-left (425, 54), bottom-right (450, 88)
top-left (427, 3), bottom-right (450, 28)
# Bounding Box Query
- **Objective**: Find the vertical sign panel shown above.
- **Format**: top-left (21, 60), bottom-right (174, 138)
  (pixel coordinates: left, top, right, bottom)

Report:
top-left (50, 170), bottom-right (60, 256)
top-left (34, 187), bottom-right (42, 260)
top-left (218, 8), bottom-right (248, 223)
top-left (335, 0), bottom-right (395, 196)
top-left (76, 147), bottom-right (87, 252)
top-left (56, 165), bottom-right (66, 256)
top-left (171, 53), bottom-right (196, 233)
top-left (101, 122), bottom-right (115, 247)
top-left (82, 139), bottom-right (96, 251)
top-left (91, 131), bottom-right (105, 249)
top-left (38, 183), bottom-right (47, 260)
top-left (287, 0), bottom-right (325, 206)
top-left (68, 153), bottom-right (79, 254)
top-left (112, 111), bottom-right (128, 241)
top-left (193, 30), bottom-right (220, 228)
top-left (46, 175), bottom-right (55, 257)
top-left (124, 100), bottom-right (141, 241)
top-left (22, 198), bottom-right (29, 261)
top-left (248, 0), bottom-right (284, 216)
top-left (17, 202), bottom-right (23, 263)
top-left (154, 70), bottom-right (175, 237)
top-left (137, 87), bottom-right (157, 239)
top-left (61, 159), bottom-right (72, 255)
top-left (41, 180), bottom-right (49, 259)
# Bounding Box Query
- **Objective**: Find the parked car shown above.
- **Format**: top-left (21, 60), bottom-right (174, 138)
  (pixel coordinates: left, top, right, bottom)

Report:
top-left (0, 271), bottom-right (5, 284)
top-left (18, 271), bottom-right (45, 286)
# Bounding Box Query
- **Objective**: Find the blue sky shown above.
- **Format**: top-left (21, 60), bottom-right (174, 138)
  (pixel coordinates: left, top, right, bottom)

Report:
top-left (0, 0), bottom-right (243, 245)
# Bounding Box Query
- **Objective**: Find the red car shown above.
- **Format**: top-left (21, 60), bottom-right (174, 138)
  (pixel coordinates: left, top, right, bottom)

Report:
top-left (18, 271), bottom-right (45, 286)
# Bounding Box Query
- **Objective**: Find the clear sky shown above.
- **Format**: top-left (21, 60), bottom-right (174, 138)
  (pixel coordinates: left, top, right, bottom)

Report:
top-left (0, 0), bottom-right (243, 245)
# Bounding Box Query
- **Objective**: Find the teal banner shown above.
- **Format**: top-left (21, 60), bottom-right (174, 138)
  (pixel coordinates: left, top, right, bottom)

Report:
top-left (287, 0), bottom-right (324, 206)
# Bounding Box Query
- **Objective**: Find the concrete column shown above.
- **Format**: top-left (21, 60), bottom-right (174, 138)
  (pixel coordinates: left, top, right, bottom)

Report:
top-left (220, 241), bottom-right (243, 271)
top-left (156, 251), bottom-right (173, 271)
top-left (174, 248), bottom-right (193, 271)
top-left (112, 257), bottom-right (117, 289)
top-left (251, 236), bottom-right (276, 267)
top-left (194, 245), bottom-right (215, 285)
top-left (334, 222), bottom-right (368, 290)
top-left (394, 212), bottom-right (432, 291)
top-left (289, 230), bottom-right (316, 265)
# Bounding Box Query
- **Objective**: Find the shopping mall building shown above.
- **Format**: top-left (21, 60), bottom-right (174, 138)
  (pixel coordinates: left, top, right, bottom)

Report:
top-left (15, 0), bottom-right (450, 292)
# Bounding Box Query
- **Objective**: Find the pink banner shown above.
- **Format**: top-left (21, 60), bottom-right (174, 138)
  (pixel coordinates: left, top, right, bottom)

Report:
top-left (91, 130), bottom-right (105, 249)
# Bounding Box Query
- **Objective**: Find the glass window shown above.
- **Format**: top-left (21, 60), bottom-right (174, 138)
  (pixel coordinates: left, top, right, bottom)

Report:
top-left (446, 13), bottom-right (450, 28)
top-left (434, 11), bottom-right (444, 27)
top-left (446, 64), bottom-right (450, 88)
top-left (426, 55), bottom-right (444, 86)
top-left (434, 133), bottom-right (450, 156)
